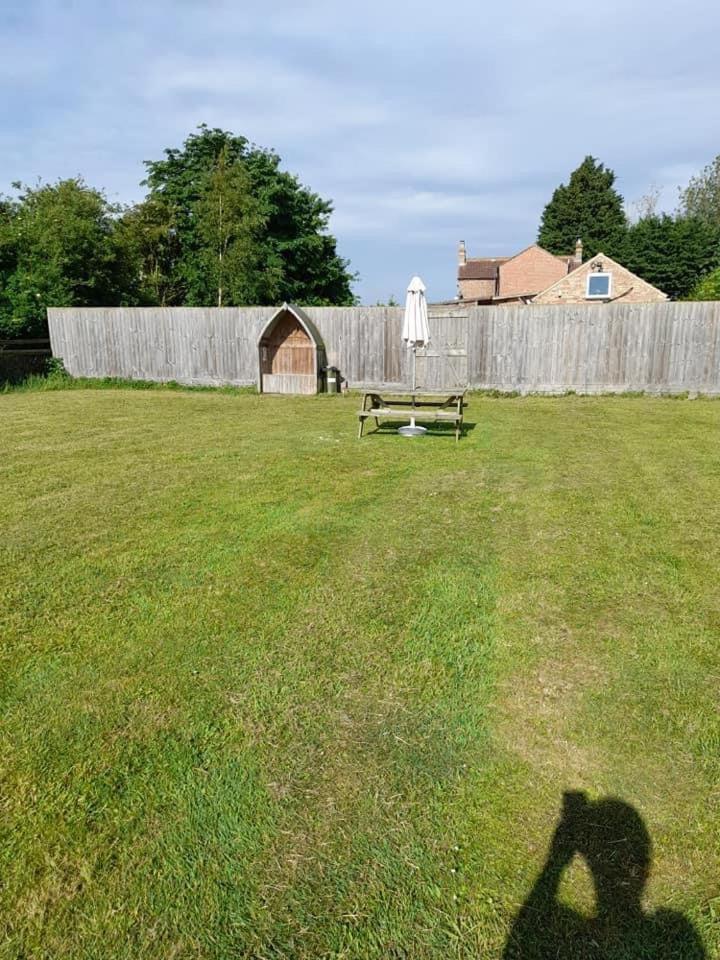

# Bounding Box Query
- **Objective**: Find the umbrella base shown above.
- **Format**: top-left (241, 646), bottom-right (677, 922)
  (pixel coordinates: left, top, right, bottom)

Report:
top-left (398, 424), bottom-right (428, 437)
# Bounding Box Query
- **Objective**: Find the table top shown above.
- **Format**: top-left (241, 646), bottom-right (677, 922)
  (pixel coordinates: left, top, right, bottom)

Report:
top-left (363, 388), bottom-right (466, 398)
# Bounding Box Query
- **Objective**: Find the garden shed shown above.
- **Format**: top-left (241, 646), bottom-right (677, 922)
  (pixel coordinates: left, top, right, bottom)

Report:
top-left (257, 303), bottom-right (326, 394)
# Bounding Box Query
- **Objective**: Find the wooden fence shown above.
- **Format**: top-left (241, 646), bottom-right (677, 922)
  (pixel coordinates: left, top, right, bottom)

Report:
top-left (47, 301), bottom-right (720, 395)
top-left (0, 339), bottom-right (52, 384)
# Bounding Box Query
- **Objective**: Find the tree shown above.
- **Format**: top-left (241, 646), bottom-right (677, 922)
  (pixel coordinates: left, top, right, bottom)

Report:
top-left (114, 196), bottom-right (183, 307)
top-left (538, 156), bottom-right (627, 259)
top-left (0, 179), bottom-right (125, 338)
top-left (0, 197), bottom-right (19, 331)
top-left (679, 155), bottom-right (720, 227)
top-left (194, 147), bottom-right (278, 306)
top-left (242, 146), bottom-right (356, 304)
top-left (629, 185), bottom-right (661, 223)
top-left (621, 214), bottom-right (720, 300)
top-left (686, 266), bottom-right (720, 301)
top-left (141, 125), bottom-right (356, 306)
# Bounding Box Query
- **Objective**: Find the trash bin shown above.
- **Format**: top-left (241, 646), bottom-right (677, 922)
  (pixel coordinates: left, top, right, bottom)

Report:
top-left (325, 365), bottom-right (340, 394)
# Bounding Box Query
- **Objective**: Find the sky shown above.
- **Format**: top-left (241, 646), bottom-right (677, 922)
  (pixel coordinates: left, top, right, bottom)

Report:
top-left (2, 0), bottom-right (719, 303)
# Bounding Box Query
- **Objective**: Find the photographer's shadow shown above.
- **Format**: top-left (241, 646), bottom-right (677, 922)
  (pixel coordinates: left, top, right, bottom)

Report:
top-left (502, 792), bottom-right (706, 959)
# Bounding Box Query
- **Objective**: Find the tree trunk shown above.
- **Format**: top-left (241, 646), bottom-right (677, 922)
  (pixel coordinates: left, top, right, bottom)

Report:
top-left (217, 193), bottom-right (224, 308)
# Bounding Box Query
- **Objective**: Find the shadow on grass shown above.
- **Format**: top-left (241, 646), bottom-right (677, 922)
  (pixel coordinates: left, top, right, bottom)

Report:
top-left (502, 791), bottom-right (705, 959)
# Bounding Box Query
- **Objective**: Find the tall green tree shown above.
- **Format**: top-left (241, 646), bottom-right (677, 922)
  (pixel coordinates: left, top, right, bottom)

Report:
top-left (621, 214), bottom-right (720, 300)
top-left (679, 155), bottom-right (720, 227)
top-left (194, 147), bottom-right (278, 306)
top-left (141, 125), bottom-right (356, 306)
top-left (538, 156), bottom-right (627, 259)
top-left (0, 179), bottom-right (125, 338)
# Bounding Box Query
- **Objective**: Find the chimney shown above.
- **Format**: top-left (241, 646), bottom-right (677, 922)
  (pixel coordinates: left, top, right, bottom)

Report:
top-left (574, 238), bottom-right (583, 266)
top-left (458, 239), bottom-right (467, 266)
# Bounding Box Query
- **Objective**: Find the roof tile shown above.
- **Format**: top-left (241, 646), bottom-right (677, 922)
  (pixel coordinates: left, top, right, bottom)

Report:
top-left (458, 258), bottom-right (507, 280)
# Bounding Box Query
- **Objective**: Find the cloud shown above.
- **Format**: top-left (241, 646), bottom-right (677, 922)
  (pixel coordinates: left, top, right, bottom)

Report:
top-left (1, 0), bottom-right (719, 302)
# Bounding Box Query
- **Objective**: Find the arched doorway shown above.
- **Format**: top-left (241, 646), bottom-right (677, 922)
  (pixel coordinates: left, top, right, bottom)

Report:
top-left (257, 304), bottom-right (325, 394)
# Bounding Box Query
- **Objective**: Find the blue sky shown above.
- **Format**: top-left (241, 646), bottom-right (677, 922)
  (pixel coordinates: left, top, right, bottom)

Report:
top-left (2, 0), bottom-right (719, 303)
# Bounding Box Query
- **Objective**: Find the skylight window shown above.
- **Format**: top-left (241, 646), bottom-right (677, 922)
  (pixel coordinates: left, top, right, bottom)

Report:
top-left (586, 272), bottom-right (611, 299)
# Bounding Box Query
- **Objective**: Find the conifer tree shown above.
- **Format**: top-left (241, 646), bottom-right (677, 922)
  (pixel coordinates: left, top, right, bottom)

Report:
top-left (538, 156), bottom-right (627, 259)
top-left (621, 214), bottom-right (719, 300)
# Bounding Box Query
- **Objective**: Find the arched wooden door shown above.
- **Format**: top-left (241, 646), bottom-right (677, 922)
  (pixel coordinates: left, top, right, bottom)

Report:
top-left (259, 309), bottom-right (319, 394)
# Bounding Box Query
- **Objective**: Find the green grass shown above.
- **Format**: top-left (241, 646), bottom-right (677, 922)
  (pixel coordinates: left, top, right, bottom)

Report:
top-left (1, 389), bottom-right (718, 959)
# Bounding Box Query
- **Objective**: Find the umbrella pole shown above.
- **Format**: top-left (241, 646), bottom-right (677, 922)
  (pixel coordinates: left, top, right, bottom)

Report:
top-left (410, 344), bottom-right (417, 427)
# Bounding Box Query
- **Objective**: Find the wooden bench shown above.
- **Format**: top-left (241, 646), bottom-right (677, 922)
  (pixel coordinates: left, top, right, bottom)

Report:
top-left (357, 390), bottom-right (466, 442)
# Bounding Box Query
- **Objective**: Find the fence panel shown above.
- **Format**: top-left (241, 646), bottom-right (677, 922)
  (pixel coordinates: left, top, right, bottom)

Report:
top-left (48, 302), bottom-right (720, 394)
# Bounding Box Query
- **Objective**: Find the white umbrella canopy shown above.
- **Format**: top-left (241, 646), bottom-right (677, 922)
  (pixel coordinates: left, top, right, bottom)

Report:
top-left (399, 275), bottom-right (430, 436)
top-left (402, 275), bottom-right (430, 347)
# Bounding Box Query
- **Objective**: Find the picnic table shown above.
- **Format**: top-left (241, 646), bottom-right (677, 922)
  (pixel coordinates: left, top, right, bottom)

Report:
top-left (357, 389), bottom-right (466, 442)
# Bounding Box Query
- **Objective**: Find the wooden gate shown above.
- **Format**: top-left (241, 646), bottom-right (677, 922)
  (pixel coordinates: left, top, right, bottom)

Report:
top-left (258, 304), bottom-right (325, 394)
top-left (416, 311), bottom-right (469, 389)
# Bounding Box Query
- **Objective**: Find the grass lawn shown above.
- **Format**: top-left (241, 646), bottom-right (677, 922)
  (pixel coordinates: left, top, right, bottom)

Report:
top-left (1, 387), bottom-right (719, 959)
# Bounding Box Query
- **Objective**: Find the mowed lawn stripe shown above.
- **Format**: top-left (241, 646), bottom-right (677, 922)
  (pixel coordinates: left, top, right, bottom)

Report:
top-left (1, 391), bottom-right (500, 958)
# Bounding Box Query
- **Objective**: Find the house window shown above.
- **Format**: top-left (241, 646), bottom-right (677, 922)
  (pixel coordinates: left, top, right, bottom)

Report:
top-left (586, 272), bottom-right (611, 299)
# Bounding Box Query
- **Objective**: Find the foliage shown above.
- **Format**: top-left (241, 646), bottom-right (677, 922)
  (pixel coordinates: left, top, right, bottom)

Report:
top-left (620, 214), bottom-right (720, 300)
top-left (141, 125), bottom-right (356, 306)
top-left (686, 265), bottom-right (720, 301)
top-left (193, 147), bottom-right (276, 306)
top-left (2, 355), bottom-right (71, 391)
top-left (44, 355), bottom-right (69, 378)
top-left (114, 196), bottom-right (183, 307)
top-left (0, 127), bottom-right (356, 337)
top-left (538, 154), bottom-right (720, 298)
top-left (0, 196), bottom-right (18, 322)
top-left (0, 179), bottom-right (125, 337)
top-left (679, 154), bottom-right (720, 227)
top-left (2, 372), bottom-right (258, 395)
top-left (538, 156), bottom-right (627, 259)
top-left (1, 390), bottom-right (717, 957)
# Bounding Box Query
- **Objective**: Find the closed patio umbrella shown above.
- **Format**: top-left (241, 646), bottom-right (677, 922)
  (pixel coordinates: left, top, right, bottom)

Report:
top-left (399, 275), bottom-right (430, 437)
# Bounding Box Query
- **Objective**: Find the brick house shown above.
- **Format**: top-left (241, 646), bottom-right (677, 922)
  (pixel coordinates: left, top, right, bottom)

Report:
top-left (457, 240), bottom-right (582, 303)
top-left (532, 252), bottom-right (668, 304)
top-left (457, 240), bottom-right (668, 305)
